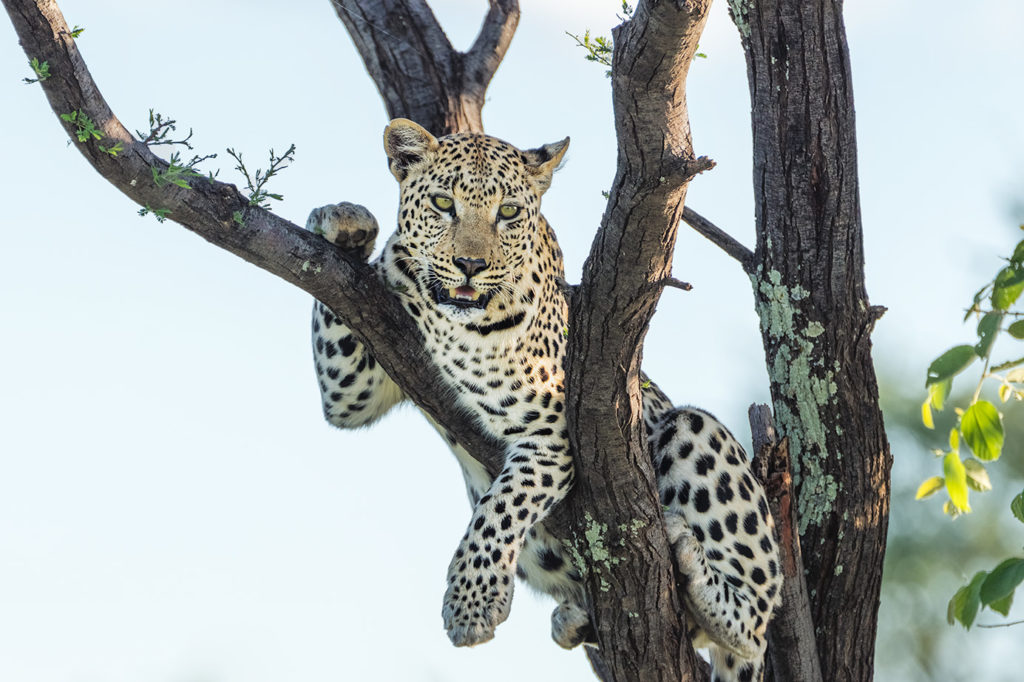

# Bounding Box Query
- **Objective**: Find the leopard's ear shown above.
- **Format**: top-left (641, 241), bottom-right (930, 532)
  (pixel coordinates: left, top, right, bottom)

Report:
top-left (522, 137), bottom-right (569, 195)
top-left (384, 119), bottom-right (439, 182)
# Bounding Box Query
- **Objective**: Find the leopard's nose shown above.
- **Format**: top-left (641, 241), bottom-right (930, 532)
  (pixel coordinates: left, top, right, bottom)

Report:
top-left (453, 257), bottom-right (488, 277)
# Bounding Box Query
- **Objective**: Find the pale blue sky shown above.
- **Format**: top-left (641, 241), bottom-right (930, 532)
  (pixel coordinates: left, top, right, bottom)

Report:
top-left (2, 1), bottom-right (1023, 681)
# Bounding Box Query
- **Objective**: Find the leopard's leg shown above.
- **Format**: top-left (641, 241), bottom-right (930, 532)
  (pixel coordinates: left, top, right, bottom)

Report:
top-left (651, 407), bottom-right (782, 676)
top-left (307, 203), bottom-right (405, 427)
top-left (442, 434), bottom-right (574, 647)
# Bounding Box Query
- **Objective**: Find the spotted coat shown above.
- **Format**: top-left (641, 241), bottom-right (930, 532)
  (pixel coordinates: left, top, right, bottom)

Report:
top-left (307, 119), bottom-right (782, 682)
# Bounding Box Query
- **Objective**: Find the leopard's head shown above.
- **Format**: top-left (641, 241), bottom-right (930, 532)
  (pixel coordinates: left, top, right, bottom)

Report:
top-left (383, 118), bottom-right (568, 325)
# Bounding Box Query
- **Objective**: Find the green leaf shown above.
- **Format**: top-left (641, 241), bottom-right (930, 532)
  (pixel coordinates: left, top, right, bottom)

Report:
top-left (979, 558), bottom-right (1024, 605)
top-left (948, 571), bottom-right (986, 628)
top-left (1012, 237), bottom-right (1024, 265)
top-left (928, 379), bottom-right (951, 411)
top-left (992, 265), bottom-right (1024, 310)
top-left (943, 452), bottom-right (971, 512)
top-left (1012, 490), bottom-right (1024, 524)
top-left (961, 400), bottom-right (1004, 461)
top-left (1008, 320), bottom-right (1024, 339)
top-left (915, 476), bottom-right (945, 500)
top-left (926, 345), bottom-right (978, 387)
top-left (963, 458), bottom-right (992, 492)
top-left (921, 400), bottom-right (934, 429)
top-left (975, 312), bottom-right (1003, 357)
top-left (948, 427), bottom-right (960, 453)
top-left (988, 591), bottom-right (1014, 616)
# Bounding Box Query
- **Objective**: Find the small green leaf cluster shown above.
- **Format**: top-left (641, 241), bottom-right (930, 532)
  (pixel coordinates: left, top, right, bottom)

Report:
top-left (98, 141), bottom-right (123, 157)
top-left (919, 228), bottom-right (1024, 516)
top-left (566, 29), bottom-right (613, 68)
top-left (138, 205), bottom-right (171, 223)
top-left (226, 144), bottom-right (296, 209)
top-left (948, 556), bottom-right (1024, 629)
top-left (23, 57), bottom-right (50, 84)
top-left (67, 25), bottom-right (85, 38)
top-left (60, 110), bottom-right (102, 143)
top-left (151, 151), bottom-right (205, 190)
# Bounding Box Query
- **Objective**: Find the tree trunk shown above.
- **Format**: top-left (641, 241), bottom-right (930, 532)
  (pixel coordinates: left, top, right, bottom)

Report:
top-left (731, 1), bottom-right (893, 679)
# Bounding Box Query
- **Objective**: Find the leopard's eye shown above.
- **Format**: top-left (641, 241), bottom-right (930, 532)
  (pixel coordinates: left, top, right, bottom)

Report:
top-left (431, 195), bottom-right (454, 213)
top-left (498, 204), bottom-right (521, 220)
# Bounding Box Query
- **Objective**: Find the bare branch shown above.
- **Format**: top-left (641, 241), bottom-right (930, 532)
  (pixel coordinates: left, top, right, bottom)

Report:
top-left (462, 0), bottom-right (519, 100)
top-left (564, 0), bottom-right (714, 678)
top-left (681, 206), bottom-right (754, 272)
top-left (748, 405), bottom-right (824, 682)
top-left (660, 276), bottom-right (693, 292)
top-left (3, 0), bottom-right (508, 480)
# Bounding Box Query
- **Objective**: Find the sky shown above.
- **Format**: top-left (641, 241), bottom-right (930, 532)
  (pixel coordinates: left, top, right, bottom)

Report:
top-left (2, 1), bottom-right (1023, 681)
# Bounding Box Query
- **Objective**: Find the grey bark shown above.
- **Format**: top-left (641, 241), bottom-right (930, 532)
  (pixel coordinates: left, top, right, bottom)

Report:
top-left (731, 1), bottom-right (893, 679)
top-left (562, 1), bottom-right (714, 680)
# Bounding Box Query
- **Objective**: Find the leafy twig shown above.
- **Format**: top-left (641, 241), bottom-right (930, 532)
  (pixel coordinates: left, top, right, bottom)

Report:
top-left (23, 57), bottom-right (49, 83)
top-left (60, 110), bottom-right (101, 142)
top-left (136, 109), bottom-right (194, 148)
top-left (226, 144), bottom-right (296, 209)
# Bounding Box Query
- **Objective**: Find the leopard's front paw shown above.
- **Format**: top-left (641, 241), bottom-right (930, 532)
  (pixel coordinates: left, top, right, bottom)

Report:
top-left (442, 564), bottom-right (514, 647)
top-left (305, 202), bottom-right (379, 261)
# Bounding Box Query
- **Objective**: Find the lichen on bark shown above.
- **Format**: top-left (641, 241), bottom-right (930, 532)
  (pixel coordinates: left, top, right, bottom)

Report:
top-left (752, 267), bottom-right (841, 533)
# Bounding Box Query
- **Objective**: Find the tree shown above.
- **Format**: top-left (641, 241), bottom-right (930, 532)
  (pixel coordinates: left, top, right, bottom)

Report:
top-left (3, 1), bottom-right (891, 680)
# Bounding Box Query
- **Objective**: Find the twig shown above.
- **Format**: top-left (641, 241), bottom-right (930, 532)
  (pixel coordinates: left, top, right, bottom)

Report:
top-left (977, 619), bottom-right (1024, 629)
top-left (660, 276), bottom-right (692, 291)
top-left (681, 206), bottom-right (755, 272)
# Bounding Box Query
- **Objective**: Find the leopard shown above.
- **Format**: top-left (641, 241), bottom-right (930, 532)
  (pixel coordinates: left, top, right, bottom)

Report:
top-left (306, 118), bottom-right (782, 682)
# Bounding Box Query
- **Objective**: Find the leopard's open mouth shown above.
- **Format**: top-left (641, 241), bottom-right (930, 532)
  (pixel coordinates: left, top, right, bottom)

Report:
top-left (429, 280), bottom-right (493, 309)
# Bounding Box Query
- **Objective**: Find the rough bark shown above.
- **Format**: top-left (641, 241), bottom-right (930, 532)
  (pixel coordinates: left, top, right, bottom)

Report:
top-left (562, 2), bottom-right (713, 680)
top-left (730, 1), bottom-right (893, 679)
top-left (749, 405), bottom-right (824, 682)
top-left (330, 0), bottom-right (518, 136)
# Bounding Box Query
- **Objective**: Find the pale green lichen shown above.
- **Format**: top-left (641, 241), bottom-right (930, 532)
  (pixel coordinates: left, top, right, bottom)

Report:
top-left (566, 514), bottom-right (631, 593)
top-left (834, 564), bottom-right (844, 576)
top-left (751, 267), bottom-right (842, 534)
top-left (728, 0), bottom-right (752, 39)
top-left (300, 260), bottom-right (322, 274)
top-left (585, 513), bottom-right (610, 563)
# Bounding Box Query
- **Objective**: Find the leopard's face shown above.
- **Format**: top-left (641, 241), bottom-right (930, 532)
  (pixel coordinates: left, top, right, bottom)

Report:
top-left (382, 119), bottom-right (568, 326)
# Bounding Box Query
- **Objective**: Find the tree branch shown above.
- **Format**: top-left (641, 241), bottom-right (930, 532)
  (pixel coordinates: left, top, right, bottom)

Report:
top-left (563, 0), bottom-right (714, 679)
top-left (681, 206), bottom-right (755, 272)
top-left (3, 0), bottom-right (509, 481)
top-left (748, 405), bottom-right (824, 682)
top-left (331, 0), bottom-right (519, 136)
top-left (462, 0), bottom-right (519, 101)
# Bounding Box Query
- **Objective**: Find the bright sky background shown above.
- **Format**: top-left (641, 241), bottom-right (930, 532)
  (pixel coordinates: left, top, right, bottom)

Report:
top-left (2, 1), bottom-right (1023, 681)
